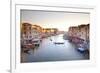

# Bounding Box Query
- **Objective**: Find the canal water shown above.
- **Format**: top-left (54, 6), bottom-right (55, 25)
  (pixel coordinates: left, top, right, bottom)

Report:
top-left (21, 34), bottom-right (89, 63)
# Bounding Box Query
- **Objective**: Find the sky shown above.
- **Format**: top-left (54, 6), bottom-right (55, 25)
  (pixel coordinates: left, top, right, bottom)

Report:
top-left (21, 10), bottom-right (90, 31)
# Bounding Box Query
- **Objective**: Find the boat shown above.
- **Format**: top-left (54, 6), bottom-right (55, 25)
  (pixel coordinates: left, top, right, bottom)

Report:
top-left (54, 42), bottom-right (64, 44)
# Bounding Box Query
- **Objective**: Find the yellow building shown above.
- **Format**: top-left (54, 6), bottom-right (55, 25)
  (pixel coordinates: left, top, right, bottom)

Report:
top-left (21, 23), bottom-right (32, 39)
top-left (21, 23), bottom-right (33, 45)
top-left (32, 24), bottom-right (43, 33)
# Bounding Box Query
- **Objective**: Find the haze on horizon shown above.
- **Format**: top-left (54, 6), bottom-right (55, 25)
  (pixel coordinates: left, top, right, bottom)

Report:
top-left (21, 10), bottom-right (90, 31)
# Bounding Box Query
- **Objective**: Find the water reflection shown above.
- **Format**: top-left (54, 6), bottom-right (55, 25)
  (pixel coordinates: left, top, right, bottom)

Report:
top-left (21, 34), bottom-right (89, 63)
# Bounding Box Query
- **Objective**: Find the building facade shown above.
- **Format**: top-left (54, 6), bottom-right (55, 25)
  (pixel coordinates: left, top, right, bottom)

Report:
top-left (68, 24), bottom-right (89, 43)
top-left (21, 23), bottom-right (32, 45)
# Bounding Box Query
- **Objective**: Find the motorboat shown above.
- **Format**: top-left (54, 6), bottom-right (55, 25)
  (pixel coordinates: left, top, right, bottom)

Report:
top-left (54, 42), bottom-right (64, 44)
